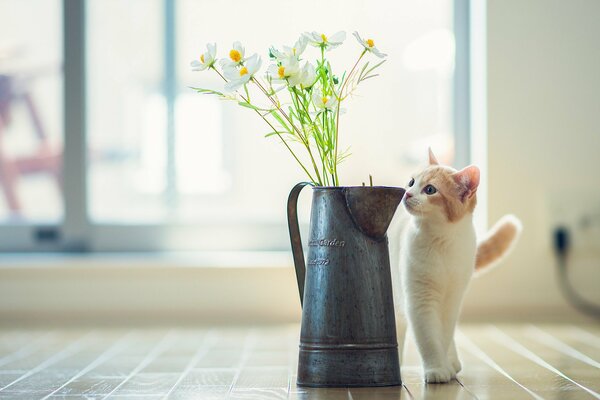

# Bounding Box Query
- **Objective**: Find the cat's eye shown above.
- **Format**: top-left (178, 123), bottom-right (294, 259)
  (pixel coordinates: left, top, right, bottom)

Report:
top-left (423, 184), bottom-right (437, 195)
top-left (408, 178), bottom-right (415, 187)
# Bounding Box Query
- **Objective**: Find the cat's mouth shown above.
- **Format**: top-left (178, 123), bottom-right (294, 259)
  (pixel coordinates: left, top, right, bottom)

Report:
top-left (404, 197), bottom-right (423, 215)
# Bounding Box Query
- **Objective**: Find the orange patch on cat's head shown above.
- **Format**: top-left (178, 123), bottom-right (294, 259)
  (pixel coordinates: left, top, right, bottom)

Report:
top-left (403, 150), bottom-right (480, 222)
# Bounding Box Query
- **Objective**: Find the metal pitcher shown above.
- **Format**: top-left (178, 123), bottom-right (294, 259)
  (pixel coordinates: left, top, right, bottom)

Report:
top-left (287, 183), bottom-right (405, 387)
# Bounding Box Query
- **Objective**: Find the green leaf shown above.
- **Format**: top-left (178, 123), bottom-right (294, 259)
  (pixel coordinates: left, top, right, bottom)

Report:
top-left (270, 110), bottom-right (292, 134)
top-left (190, 87), bottom-right (226, 97)
top-left (338, 71), bottom-right (347, 86)
top-left (365, 60), bottom-right (386, 76)
top-left (358, 61), bottom-right (370, 80)
top-left (360, 74), bottom-right (379, 82)
top-left (237, 102), bottom-right (272, 112)
top-left (243, 84), bottom-right (251, 102)
top-left (288, 106), bottom-right (297, 119)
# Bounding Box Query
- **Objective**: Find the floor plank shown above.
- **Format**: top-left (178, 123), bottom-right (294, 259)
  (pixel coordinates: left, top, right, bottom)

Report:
top-left (455, 328), bottom-right (545, 399)
top-left (501, 325), bottom-right (600, 395)
top-left (462, 324), bottom-right (599, 399)
top-left (0, 324), bottom-right (598, 399)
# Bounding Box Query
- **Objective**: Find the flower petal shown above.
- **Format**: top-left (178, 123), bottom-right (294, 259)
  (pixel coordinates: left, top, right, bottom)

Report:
top-left (305, 31), bottom-right (323, 45)
top-left (288, 74), bottom-right (302, 87)
top-left (246, 54), bottom-right (262, 73)
top-left (371, 47), bottom-right (387, 58)
top-left (325, 42), bottom-right (343, 51)
top-left (352, 31), bottom-right (363, 45)
top-left (295, 36), bottom-right (308, 54)
top-left (223, 66), bottom-right (240, 80)
top-left (207, 43), bottom-right (217, 57)
top-left (329, 31), bottom-right (346, 44)
top-left (233, 41), bottom-right (244, 54)
top-left (225, 80), bottom-right (243, 91)
top-left (271, 47), bottom-right (284, 60)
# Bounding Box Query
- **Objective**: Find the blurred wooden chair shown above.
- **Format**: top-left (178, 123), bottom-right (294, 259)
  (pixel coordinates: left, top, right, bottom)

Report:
top-left (0, 74), bottom-right (62, 217)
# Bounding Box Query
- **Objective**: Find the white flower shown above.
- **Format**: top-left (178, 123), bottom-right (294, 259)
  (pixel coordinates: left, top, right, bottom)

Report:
top-left (267, 59), bottom-right (317, 90)
top-left (298, 62), bottom-right (317, 89)
top-left (267, 58), bottom-right (301, 85)
top-left (271, 36), bottom-right (308, 62)
top-left (190, 43), bottom-right (217, 71)
top-left (220, 41), bottom-right (245, 68)
top-left (312, 88), bottom-right (338, 111)
top-left (352, 31), bottom-right (387, 58)
top-left (223, 54), bottom-right (261, 91)
top-left (305, 31), bottom-right (346, 51)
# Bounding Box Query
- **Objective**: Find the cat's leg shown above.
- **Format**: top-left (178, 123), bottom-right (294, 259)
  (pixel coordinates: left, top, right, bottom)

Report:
top-left (406, 301), bottom-right (453, 383)
top-left (442, 290), bottom-right (466, 377)
top-left (396, 312), bottom-right (408, 364)
top-left (448, 338), bottom-right (461, 375)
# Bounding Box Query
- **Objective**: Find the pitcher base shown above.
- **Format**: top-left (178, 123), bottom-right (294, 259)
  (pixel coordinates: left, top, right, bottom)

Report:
top-left (297, 347), bottom-right (401, 387)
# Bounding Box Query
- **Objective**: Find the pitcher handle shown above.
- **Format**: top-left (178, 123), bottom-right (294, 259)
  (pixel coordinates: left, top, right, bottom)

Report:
top-left (287, 182), bottom-right (312, 308)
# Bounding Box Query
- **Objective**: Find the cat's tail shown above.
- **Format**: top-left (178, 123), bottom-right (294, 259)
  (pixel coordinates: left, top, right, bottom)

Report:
top-left (475, 215), bottom-right (522, 273)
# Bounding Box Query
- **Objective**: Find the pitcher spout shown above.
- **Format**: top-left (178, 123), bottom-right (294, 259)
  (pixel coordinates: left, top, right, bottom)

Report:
top-left (343, 186), bottom-right (406, 239)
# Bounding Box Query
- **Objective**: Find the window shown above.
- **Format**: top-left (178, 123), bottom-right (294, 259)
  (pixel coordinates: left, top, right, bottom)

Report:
top-left (0, 0), bottom-right (470, 252)
top-left (0, 0), bottom-right (63, 221)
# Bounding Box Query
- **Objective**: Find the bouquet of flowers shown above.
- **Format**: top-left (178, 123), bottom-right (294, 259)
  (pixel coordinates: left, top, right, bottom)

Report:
top-left (191, 31), bottom-right (386, 186)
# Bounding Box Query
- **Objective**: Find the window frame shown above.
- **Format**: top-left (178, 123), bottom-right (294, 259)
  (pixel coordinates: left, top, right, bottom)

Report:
top-left (0, 0), bottom-right (472, 252)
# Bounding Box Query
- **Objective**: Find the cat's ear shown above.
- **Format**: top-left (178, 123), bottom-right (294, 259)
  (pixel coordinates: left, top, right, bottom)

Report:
top-left (453, 165), bottom-right (480, 201)
top-left (428, 147), bottom-right (439, 165)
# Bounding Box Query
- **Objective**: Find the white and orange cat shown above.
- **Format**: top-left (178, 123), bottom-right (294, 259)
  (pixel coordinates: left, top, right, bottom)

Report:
top-left (391, 148), bottom-right (521, 383)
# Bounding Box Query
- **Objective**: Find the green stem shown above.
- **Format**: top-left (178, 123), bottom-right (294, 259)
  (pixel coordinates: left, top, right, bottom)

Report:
top-left (333, 50), bottom-right (367, 186)
top-left (253, 77), bottom-right (323, 185)
top-left (289, 88), bottom-right (323, 186)
top-left (295, 89), bottom-right (328, 186)
top-left (317, 49), bottom-right (337, 185)
top-left (211, 67), bottom-right (316, 183)
top-left (252, 78), bottom-right (299, 136)
top-left (300, 89), bottom-right (331, 186)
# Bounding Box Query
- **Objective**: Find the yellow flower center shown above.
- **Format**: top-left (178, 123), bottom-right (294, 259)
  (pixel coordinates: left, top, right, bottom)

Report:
top-left (229, 49), bottom-right (242, 62)
top-left (278, 66), bottom-right (286, 78)
top-left (366, 39), bottom-right (375, 48)
top-left (200, 54), bottom-right (205, 63)
top-left (322, 97), bottom-right (329, 105)
top-left (239, 67), bottom-right (248, 76)
top-left (321, 34), bottom-right (328, 42)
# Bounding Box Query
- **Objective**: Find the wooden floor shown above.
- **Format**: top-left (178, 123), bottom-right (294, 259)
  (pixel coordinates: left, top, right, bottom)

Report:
top-left (0, 324), bottom-right (598, 399)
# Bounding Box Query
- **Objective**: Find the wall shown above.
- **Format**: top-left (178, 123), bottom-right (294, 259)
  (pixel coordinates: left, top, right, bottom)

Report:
top-left (463, 0), bottom-right (600, 320)
top-left (0, 255), bottom-right (302, 327)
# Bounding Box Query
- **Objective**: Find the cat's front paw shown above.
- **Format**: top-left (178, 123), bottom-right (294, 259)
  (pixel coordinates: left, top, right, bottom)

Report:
top-left (424, 366), bottom-right (453, 383)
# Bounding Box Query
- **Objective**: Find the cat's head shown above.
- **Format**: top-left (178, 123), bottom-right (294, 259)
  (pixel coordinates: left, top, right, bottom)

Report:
top-left (403, 148), bottom-right (480, 222)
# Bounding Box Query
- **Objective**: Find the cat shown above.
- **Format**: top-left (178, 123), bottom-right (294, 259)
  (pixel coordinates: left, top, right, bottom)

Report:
top-left (390, 148), bottom-right (521, 383)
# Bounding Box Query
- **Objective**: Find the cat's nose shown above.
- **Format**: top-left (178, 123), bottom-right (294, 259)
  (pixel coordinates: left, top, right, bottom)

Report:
top-left (404, 192), bottom-right (413, 200)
